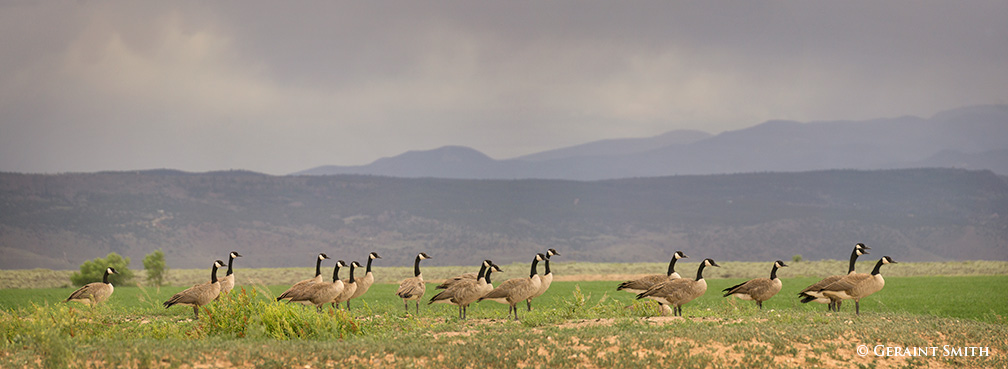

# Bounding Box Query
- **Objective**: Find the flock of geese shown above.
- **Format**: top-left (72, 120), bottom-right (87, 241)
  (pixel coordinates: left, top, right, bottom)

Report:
top-left (64, 244), bottom-right (896, 319)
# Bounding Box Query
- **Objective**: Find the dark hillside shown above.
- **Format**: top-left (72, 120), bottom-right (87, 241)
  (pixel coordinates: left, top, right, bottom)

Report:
top-left (0, 168), bottom-right (1005, 270)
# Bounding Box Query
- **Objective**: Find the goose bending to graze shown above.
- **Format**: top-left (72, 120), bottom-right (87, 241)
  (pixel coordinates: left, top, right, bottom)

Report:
top-left (436, 259), bottom-right (489, 290)
top-left (479, 253), bottom-right (544, 320)
top-left (526, 248), bottom-right (559, 311)
top-left (618, 251), bottom-right (688, 313)
top-left (637, 258), bottom-right (719, 317)
top-left (218, 251), bottom-right (242, 298)
top-left (65, 267), bottom-right (117, 306)
top-left (346, 252), bottom-right (381, 310)
top-left (277, 253), bottom-right (330, 302)
top-left (818, 256), bottom-right (897, 315)
top-left (799, 243), bottom-right (870, 311)
top-left (331, 261), bottom-right (360, 310)
top-left (723, 260), bottom-right (787, 309)
top-left (430, 260), bottom-right (502, 319)
top-left (396, 253), bottom-right (431, 314)
top-left (163, 260), bottom-right (225, 318)
top-left (290, 260), bottom-right (347, 312)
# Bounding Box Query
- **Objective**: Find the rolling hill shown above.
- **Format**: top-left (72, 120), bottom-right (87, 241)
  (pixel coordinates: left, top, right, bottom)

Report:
top-left (1, 168), bottom-right (1005, 270)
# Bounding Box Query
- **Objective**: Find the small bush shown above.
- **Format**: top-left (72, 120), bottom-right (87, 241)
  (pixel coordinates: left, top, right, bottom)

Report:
top-left (197, 287), bottom-right (360, 340)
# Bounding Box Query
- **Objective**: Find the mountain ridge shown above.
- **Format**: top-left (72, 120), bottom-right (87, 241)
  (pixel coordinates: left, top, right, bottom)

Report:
top-left (295, 105), bottom-right (1008, 179)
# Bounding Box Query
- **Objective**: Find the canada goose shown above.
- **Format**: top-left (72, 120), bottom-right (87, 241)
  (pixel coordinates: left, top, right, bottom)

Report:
top-left (65, 267), bottom-right (117, 305)
top-left (430, 260), bottom-right (502, 319)
top-left (163, 260), bottom-right (225, 318)
top-left (799, 243), bottom-right (870, 311)
top-left (290, 260), bottom-right (347, 312)
top-left (479, 253), bottom-right (545, 320)
top-left (637, 258), bottom-right (719, 317)
top-left (396, 252), bottom-right (431, 314)
top-left (818, 256), bottom-right (897, 315)
top-left (526, 248), bottom-right (559, 311)
top-left (277, 253), bottom-right (330, 302)
top-left (436, 259), bottom-right (491, 291)
top-left (330, 261), bottom-right (361, 309)
top-left (617, 251), bottom-right (688, 313)
top-left (722, 260), bottom-right (787, 309)
top-left (218, 251), bottom-right (242, 297)
top-left (346, 252), bottom-right (381, 310)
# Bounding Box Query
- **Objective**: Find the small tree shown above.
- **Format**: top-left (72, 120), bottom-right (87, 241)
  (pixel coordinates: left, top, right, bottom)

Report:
top-left (70, 252), bottom-right (134, 286)
top-left (792, 254), bottom-right (803, 263)
top-left (143, 249), bottom-right (168, 287)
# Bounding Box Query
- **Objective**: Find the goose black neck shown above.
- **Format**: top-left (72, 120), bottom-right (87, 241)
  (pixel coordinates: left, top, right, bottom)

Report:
top-left (871, 259), bottom-right (885, 275)
top-left (366, 257), bottom-right (374, 273)
top-left (332, 264), bottom-right (341, 283)
top-left (413, 255), bottom-right (422, 277)
top-left (476, 264), bottom-right (488, 280)
top-left (544, 257), bottom-right (551, 275)
top-left (666, 257), bottom-right (679, 276)
top-left (315, 257), bottom-right (324, 277)
top-left (484, 268), bottom-right (494, 284)
top-left (227, 256), bottom-right (235, 276)
top-left (348, 265), bottom-right (356, 283)
top-left (695, 263), bottom-right (707, 281)
top-left (211, 264), bottom-right (219, 284)
top-left (529, 258), bottom-right (540, 278)
top-left (770, 265), bottom-right (779, 280)
top-left (847, 248), bottom-right (860, 274)
top-left (102, 269), bottom-right (111, 284)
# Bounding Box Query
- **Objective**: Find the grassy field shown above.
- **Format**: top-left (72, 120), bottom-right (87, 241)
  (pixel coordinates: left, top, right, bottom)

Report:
top-left (1, 270), bottom-right (1006, 369)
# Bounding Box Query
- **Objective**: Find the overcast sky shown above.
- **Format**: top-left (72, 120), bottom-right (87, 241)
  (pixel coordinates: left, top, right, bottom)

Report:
top-left (1, 1), bottom-right (1006, 175)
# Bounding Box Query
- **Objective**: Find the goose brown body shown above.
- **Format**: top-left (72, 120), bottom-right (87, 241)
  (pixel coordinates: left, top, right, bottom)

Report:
top-left (799, 243), bottom-right (869, 311)
top-left (290, 260), bottom-right (346, 311)
top-left (219, 251), bottom-right (242, 297)
top-left (430, 260), bottom-right (502, 319)
top-left (526, 249), bottom-right (559, 311)
top-left (818, 256), bottom-right (896, 315)
top-left (637, 258), bottom-right (719, 316)
top-left (396, 253), bottom-right (431, 314)
top-left (723, 260), bottom-right (787, 308)
top-left (479, 254), bottom-right (544, 320)
top-left (163, 260), bottom-right (225, 318)
top-left (277, 253), bottom-right (330, 302)
top-left (65, 267), bottom-right (117, 306)
top-left (346, 252), bottom-right (381, 310)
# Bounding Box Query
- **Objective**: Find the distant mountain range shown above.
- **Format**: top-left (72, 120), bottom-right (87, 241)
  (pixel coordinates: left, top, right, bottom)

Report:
top-left (296, 105), bottom-right (1008, 179)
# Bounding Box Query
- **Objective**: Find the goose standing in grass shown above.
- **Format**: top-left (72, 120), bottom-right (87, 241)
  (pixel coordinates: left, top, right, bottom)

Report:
top-left (163, 260), bottom-right (225, 318)
top-left (65, 267), bottom-right (117, 306)
top-left (430, 260), bottom-right (502, 319)
top-left (479, 253), bottom-right (544, 320)
top-left (722, 260), bottom-right (787, 309)
top-left (637, 258), bottom-right (719, 317)
top-left (331, 261), bottom-right (361, 310)
top-left (526, 248), bottom-right (559, 311)
top-left (290, 260), bottom-right (347, 312)
top-left (346, 252), bottom-right (381, 310)
top-left (617, 250), bottom-right (688, 314)
top-left (277, 253), bottom-right (330, 302)
top-left (798, 243), bottom-right (870, 311)
top-left (818, 256), bottom-right (897, 315)
top-left (396, 252), bottom-right (431, 314)
top-left (218, 251), bottom-right (242, 298)
top-left (437, 259), bottom-right (491, 290)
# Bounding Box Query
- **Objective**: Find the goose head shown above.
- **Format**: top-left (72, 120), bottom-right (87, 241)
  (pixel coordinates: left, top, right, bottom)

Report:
top-left (418, 252), bottom-right (431, 260)
top-left (369, 252), bottom-right (382, 260)
top-left (319, 253), bottom-right (331, 261)
top-left (230, 251), bottom-right (242, 259)
top-left (774, 260), bottom-right (788, 268)
top-left (674, 251), bottom-right (689, 259)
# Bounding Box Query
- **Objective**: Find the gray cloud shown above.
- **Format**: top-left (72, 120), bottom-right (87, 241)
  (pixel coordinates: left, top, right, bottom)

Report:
top-left (2, 1), bottom-right (1006, 174)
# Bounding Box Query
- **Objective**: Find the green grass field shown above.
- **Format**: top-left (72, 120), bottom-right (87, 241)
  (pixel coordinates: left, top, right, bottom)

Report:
top-left (2, 273), bottom-right (1006, 368)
